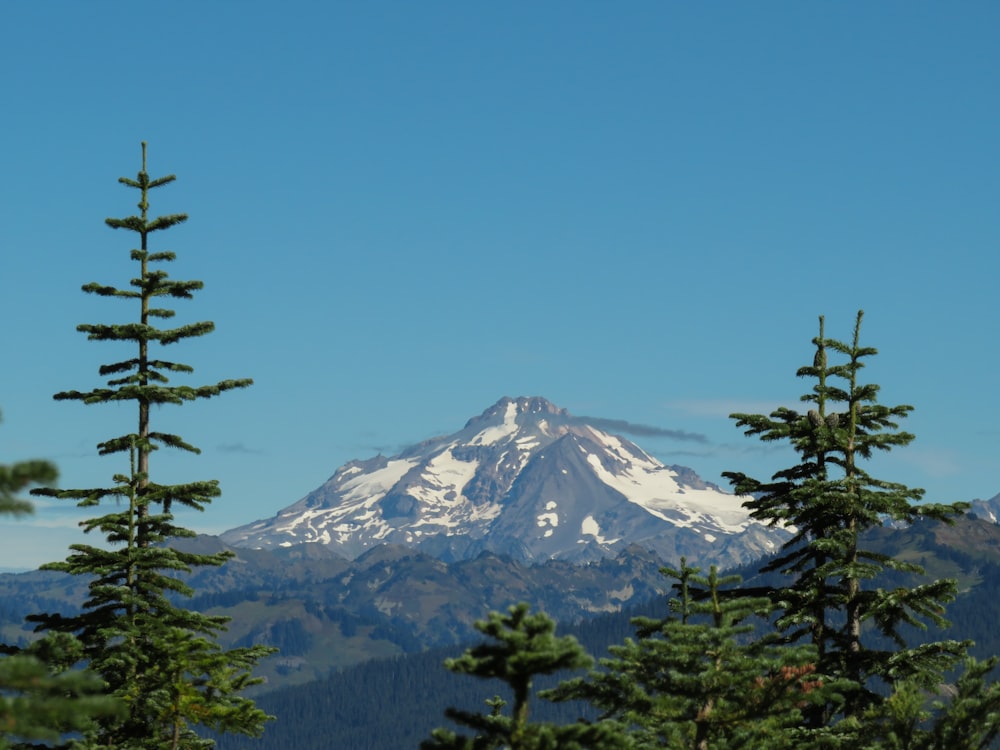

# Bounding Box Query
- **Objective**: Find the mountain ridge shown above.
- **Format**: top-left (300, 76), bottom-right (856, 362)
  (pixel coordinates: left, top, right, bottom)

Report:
top-left (4, 515), bottom-right (999, 697)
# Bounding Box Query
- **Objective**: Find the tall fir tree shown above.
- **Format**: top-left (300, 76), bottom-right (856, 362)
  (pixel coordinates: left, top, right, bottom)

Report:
top-left (0, 409), bottom-right (121, 748)
top-left (422, 603), bottom-right (633, 750)
top-left (29, 143), bottom-right (274, 750)
top-left (723, 311), bottom-right (997, 744)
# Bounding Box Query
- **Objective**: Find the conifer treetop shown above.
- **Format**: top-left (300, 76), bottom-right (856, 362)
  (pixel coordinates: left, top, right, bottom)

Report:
top-left (47, 142), bottom-right (251, 467)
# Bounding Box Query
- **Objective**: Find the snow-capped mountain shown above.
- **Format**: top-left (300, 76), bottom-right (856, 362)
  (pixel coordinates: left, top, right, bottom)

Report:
top-left (221, 396), bottom-right (791, 567)
top-left (970, 492), bottom-right (1000, 524)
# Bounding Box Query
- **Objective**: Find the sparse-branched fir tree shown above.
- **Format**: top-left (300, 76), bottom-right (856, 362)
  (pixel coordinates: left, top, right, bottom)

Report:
top-left (723, 311), bottom-right (999, 745)
top-left (29, 143), bottom-right (274, 750)
top-left (422, 602), bottom-right (633, 750)
top-left (0, 409), bottom-right (121, 748)
top-left (547, 559), bottom-right (825, 750)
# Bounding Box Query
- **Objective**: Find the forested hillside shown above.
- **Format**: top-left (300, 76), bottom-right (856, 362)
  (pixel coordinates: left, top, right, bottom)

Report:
top-left (213, 596), bottom-right (658, 750)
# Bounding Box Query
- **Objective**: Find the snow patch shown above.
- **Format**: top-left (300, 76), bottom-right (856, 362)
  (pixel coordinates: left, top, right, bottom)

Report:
top-left (341, 458), bottom-right (418, 503)
top-left (580, 515), bottom-right (620, 545)
top-left (471, 401), bottom-right (519, 446)
top-left (516, 436), bottom-right (540, 451)
top-left (536, 512), bottom-right (558, 528)
top-left (584, 452), bottom-right (750, 533)
top-left (406, 447), bottom-right (479, 514)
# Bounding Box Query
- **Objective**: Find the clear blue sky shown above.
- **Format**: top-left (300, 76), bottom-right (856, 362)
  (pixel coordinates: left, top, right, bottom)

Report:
top-left (2, 2), bottom-right (998, 570)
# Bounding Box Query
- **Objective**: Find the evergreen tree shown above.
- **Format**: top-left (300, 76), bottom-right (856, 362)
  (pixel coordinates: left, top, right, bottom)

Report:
top-left (0, 632), bottom-right (122, 750)
top-left (0, 408), bottom-right (56, 517)
top-left (723, 311), bottom-right (997, 743)
top-left (0, 409), bottom-right (121, 748)
top-left (422, 602), bottom-right (632, 750)
top-left (29, 143), bottom-right (274, 750)
top-left (865, 655), bottom-right (1000, 750)
top-left (548, 559), bottom-right (823, 749)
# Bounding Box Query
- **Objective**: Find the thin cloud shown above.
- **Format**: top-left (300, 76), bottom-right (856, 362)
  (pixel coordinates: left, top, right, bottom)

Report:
top-left (53, 443), bottom-right (101, 460)
top-left (574, 416), bottom-right (709, 444)
top-left (652, 441), bottom-right (791, 461)
top-left (217, 442), bottom-right (263, 455)
top-left (360, 444), bottom-right (400, 457)
top-left (0, 514), bottom-right (83, 531)
top-left (666, 399), bottom-right (786, 419)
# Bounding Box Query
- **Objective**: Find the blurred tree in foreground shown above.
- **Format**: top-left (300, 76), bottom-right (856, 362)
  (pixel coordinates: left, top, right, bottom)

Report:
top-left (0, 409), bottom-right (120, 748)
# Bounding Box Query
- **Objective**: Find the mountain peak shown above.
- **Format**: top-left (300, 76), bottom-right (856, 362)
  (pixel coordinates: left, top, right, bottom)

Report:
top-left (465, 396), bottom-right (567, 427)
top-left (222, 397), bottom-right (790, 567)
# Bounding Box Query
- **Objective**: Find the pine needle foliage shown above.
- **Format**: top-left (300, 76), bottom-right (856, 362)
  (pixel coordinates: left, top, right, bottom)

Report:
top-left (0, 634), bottom-right (121, 750)
top-left (860, 655), bottom-right (1000, 750)
top-left (547, 560), bottom-right (823, 750)
top-left (422, 602), bottom-right (633, 750)
top-left (723, 311), bottom-right (996, 741)
top-left (29, 143), bottom-right (274, 750)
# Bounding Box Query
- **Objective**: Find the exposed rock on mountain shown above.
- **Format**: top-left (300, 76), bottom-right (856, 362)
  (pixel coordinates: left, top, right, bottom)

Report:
top-left (969, 492), bottom-right (1000, 524)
